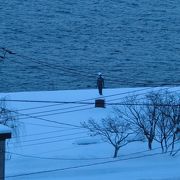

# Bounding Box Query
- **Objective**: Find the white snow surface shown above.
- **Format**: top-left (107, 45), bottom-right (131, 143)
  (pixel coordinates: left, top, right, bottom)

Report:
top-left (0, 124), bottom-right (12, 134)
top-left (0, 87), bottom-right (180, 180)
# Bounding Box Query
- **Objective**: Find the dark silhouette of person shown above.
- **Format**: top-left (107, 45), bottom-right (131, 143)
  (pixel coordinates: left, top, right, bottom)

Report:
top-left (97, 72), bottom-right (104, 95)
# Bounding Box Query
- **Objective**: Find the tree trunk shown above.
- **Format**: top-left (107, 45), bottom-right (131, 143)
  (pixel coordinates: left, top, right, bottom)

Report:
top-left (164, 138), bottom-right (168, 153)
top-left (170, 134), bottom-right (176, 155)
top-left (148, 139), bottom-right (153, 150)
top-left (113, 147), bottom-right (119, 158)
top-left (160, 141), bottom-right (164, 153)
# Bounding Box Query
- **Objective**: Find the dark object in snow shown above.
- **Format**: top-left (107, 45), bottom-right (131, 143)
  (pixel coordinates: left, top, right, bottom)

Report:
top-left (95, 99), bottom-right (105, 108)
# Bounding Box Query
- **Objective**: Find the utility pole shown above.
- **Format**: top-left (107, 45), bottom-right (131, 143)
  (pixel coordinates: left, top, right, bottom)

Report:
top-left (0, 125), bottom-right (11, 180)
top-left (0, 47), bottom-right (15, 60)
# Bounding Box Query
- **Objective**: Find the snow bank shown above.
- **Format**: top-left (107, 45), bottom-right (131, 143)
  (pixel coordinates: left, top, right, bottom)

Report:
top-left (0, 124), bottom-right (12, 134)
top-left (0, 87), bottom-right (179, 180)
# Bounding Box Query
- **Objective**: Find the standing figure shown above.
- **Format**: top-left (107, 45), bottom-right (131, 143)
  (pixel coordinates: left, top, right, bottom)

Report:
top-left (97, 72), bottom-right (104, 95)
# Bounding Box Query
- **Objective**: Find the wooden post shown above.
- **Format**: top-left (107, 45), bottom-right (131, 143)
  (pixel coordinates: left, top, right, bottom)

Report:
top-left (0, 140), bottom-right (5, 180)
top-left (0, 126), bottom-right (12, 180)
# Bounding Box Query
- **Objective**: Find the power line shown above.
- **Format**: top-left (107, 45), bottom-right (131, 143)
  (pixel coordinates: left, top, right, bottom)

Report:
top-left (106, 87), bottom-right (171, 103)
top-left (1, 88), bottom-right (158, 122)
top-left (3, 87), bottom-right (179, 130)
top-left (7, 87), bottom-right (178, 122)
top-left (3, 47), bottom-right (180, 87)
top-left (1, 88), bottom-right (178, 134)
top-left (16, 105), bottom-right (93, 122)
top-left (3, 99), bottom-right (93, 104)
top-left (6, 143), bottom-right (171, 161)
top-left (17, 104), bottom-right (92, 117)
top-left (13, 53), bottom-right (96, 79)
top-left (10, 130), bottom-right (88, 144)
top-left (18, 121), bottom-right (69, 129)
top-left (17, 100), bottom-right (180, 122)
top-left (6, 148), bottom-right (110, 161)
top-left (5, 150), bottom-right (175, 179)
top-left (18, 104), bottom-right (91, 116)
top-left (4, 86), bottom-right (179, 106)
top-left (5, 88), bottom-right (153, 119)
top-left (9, 57), bottom-right (73, 78)
top-left (11, 127), bottom-right (80, 139)
top-left (16, 111), bottom-right (83, 128)
top-left (9, 135), bottom-right (91, 148)
top-left (14, 53), bottom-right (132, 86)
top-left (2, 87), bottom-right (154, 105)
top-left (0, 47), bottom-right (15, 59)
top-left (106, 102), bottom-right (180, 106)
top-left (17, 105), bottom-right (94, 121)
top-left (17, 103), bottom-right (65, 112)
top-left (106, 88), bottom-right (180, 106)
top-left (17, 102), bottom-right (180, 123)
top-left (9, 88), bottom-right (155, 122)
top-left (12, 53), bottom-right (180, 86)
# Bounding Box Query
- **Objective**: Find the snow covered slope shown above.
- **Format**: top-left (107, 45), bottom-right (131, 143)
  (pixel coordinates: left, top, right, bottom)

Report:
top-left (0, 87), bottom-right (180, 180)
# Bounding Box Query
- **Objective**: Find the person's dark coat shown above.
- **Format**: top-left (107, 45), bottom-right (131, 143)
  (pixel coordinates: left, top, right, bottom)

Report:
top-left (97, 76), bottom-right (104, 88)
top-left (97, 76), bottom-right (104, 95)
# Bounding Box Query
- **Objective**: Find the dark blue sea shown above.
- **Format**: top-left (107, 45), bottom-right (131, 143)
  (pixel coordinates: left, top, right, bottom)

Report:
top-left (0, 0), bottom-right (180, 92)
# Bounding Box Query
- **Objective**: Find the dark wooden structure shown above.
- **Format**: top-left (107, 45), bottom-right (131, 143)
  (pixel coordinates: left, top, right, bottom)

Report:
top-left (95, 99), bottom-right (105, 108)
top-left (0, 127), bottom-right (11, 180)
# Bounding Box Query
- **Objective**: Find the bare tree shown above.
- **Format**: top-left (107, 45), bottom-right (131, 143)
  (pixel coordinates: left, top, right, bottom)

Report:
top-left (82, 117), bottom-right (133, 158)
top-left (115, 90), bottom-right (180, 155)
top-left (0, 98), bottom-right (19, 137)
top-left (158, 92), bottom-right (180, 155)
top-left (155, 111), bottom-right (172, 153)
top-left (115, 91), bottom-right (163, 150)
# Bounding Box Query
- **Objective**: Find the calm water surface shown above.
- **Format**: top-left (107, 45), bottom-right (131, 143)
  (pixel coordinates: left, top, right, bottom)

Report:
top-left (0, 0), bottom-right (180, 92)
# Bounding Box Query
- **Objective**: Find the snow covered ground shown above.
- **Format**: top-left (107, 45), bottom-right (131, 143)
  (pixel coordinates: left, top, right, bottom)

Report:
top-left (0, 87), bottom-right (180, 180)
top-left (0, 124), bottom-right (11, 134)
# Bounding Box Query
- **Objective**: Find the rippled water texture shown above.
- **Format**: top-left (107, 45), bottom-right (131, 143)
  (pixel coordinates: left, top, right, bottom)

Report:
top-left (0, 0), bottom-right (180, 92)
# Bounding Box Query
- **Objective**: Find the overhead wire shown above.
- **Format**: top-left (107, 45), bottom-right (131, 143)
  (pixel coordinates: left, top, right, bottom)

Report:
top-left (13, 53), bottom-right (180, 86)
top-left (2, 47), bottom-right (99, 83)
top-left (7, 142), bottom-right (179, 161)
top-left (1, 87), bottom-right (177, 132)
top-left (2, 47), bottom-right (180, 87)
top-left (18, 121), bottom-right (70, 129)
top-left (9, 135), bottom-right (91, 148)
top-left (14, 88), bottom-right (180, 121)
top-left (3, 87), bottom-right (154, 105)
top-left (10, 130), bottom-right (88, 144)
top-left (6, 88), bottom-right (156, 130)
top-left (6, 151), bottom-right (111, 161)
top-left (106, 88), bottom-right (180, 105)
top-left (11, 127), bottom-right (80, 139)
top-left (3, 88), bottom-right (154, 125)
top-left (18, 104), bottom-right (92, 116)
top-left (8, 89), bottom-right (180, 148)
top-left (17, 103), bottom-right (66, 112)
top-left (2, 87), bottom-right (179, 139)
top-left (3, 87), bottom-right (150, 120)
top-left (9, 87), bottom-right (179, 147)
top-left (1, 48), bottom-right (179, 177)
top-left (5, 149), bottom-right (178, 179)
top-left (0, 87), bottom-right (178, 136)
top-left (106, 87), bottom-right (171, 103)
top-left (17, 105), bottom-right (94, 121)
top-left (16, 111), bottom-right (83, 128)
top-left (4, 86), bottom-right (180, 107)
top-left (13, 53), bottom-right (97, 79)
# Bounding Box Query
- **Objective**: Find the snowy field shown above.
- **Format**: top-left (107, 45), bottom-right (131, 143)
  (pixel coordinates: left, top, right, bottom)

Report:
top-left (0, 87), bottom-right (180, 180)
